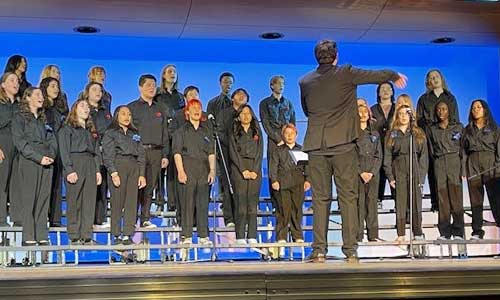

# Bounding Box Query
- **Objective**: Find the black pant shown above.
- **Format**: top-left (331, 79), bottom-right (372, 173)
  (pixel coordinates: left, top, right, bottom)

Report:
top-left (378, 167), bottom-right (395, 201)
top-left (232, 159), bottom-right (261, 240)
top-left (138, 148), bottom-right (162, 224)
top-left (66, 154), bottom-right (97, 241)
top-left (0, 132), bottom-right (15, 224)
top-left (110, 158), bottom-right (139, 237)
top-left (178, 176), bottom-right (209, 239)
top-left (19, 156), bottom-right (52, 242)
top-left (393, 157), bottom-right (423, 237)
top-left (468, 173), bottom-right (500, 238)
top-left (310, 149), bottom-right (359, 257)
top-left (94, 165), bottom-right (108, 225)
top-left (434, 154), bottom-right (464, 238)
top-left (275, 184), bottom-right (304, 241)
top-left (219, 146), bottom-right (235, 225)
top-left (48, 158), bottom-right (63, 225)
top-left (267, 140), bottom-right (279, 211)
top-left (358, 175), bottom-right (379, 241)
top-left (8, 154), bottom-right (23, 225)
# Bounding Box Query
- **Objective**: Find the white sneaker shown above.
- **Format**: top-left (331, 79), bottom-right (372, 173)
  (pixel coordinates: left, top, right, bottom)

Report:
top-left (234, 239), bottom-right (247, 245)
top-left (226, 222), bottom-right (235, 228)
top-left (277, 239), bottom-right (287, 244)
top-left (198, 237), bottom-right (213, 247)
top-left (295, 239), bottom-right (304, 243)
top-left (437, 236), bottom-right (450, 241)
top-left (142, 221), bottom-right (157, 229)
top-left (247, 238), bottom-right (258, 245)
top-left (470, 235), bottom-right (482, 240)
top-left (182, 237), bottom-right (192, 245)
top-left (101, 222), bottom-right (111, 229)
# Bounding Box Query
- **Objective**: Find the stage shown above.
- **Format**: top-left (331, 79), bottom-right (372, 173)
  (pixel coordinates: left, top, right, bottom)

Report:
top-left (2, 259), bottom-right (500, 299)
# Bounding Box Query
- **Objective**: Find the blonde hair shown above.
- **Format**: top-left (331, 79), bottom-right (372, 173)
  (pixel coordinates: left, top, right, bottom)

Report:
top-left (390, 94), bottom-right (415, 129)
top-left (0, 72), bottom-right (19, 104)
top-left (88, 66), bottom-right (106, 82)
top-left (388, 105), bottom-right (426, 146)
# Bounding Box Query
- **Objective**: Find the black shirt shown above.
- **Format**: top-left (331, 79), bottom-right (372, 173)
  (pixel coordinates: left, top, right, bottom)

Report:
top-left (172, 121), bottom-right (215, 161)
top-left (356, 127), bottom-right (382, 175)
top-left (127, 97), bottom-right (169, 158)
top-left (45, 105), bottom-right (64, 134)
top-left (102, 127), bottom-right (146, 177)
top-left (462, 124), bottom-right (500, 177)
top-left (428, 123), bottom-right (463, 158)
top-left (172, 121), bottom-right (214, 178)
top-left (462, 124), bottom-right (500, 155)
top-left (383, 129), bottom-right (428, 183)
top-left (370, 102), bottom-right (395, 146)
top-left (207, 93), bottom-right (231, 118)
top-left (299, 64), bottom-right (399, 154)
top-left (269, 143), bottom-right (308, 190)
top-left (58, 124), bottom-right (101, 176)
top-left (259, 95), bottom-right (296, 144)
top-left (155, 89), bottom-right (185, 119)
top-left (0, 100), bottom-right (19, 134)
top-left (216, 106), bottom-right (238, 148)
top-left (12, 112), bottom-right (58, 164)
top-left (229, 126), bottom-right (264, 174)
top-left (90, 104), bottom-right (112, 139)
top-left (417, 90), bottom-right (460, 129)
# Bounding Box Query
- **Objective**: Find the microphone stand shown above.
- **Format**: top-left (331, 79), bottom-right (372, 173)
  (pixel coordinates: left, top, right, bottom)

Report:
top-left (209, 116), bottom-right (234, 261)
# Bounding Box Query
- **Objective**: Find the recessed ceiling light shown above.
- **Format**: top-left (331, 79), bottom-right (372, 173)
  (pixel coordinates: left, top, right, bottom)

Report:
top-left (73, 26), bottom-right (100, 34)
top-left (259, 32), bottom-right (284, 40)
top-left (431, 37), bottom-right (456, 44)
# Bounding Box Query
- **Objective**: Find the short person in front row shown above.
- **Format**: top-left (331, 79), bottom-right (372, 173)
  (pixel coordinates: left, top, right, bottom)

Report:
top-left (269, 123), bottom-right (310, 244)
top-left (102, 105), bottom-right (146, 244)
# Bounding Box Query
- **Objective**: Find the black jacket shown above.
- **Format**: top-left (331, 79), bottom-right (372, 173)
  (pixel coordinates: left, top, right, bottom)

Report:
top-left (299, 64), bottom-right (399, 153)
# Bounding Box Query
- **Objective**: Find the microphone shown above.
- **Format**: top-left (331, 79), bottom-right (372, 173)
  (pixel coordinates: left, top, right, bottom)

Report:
top-left (208, 114), bottom-right (217, 127)
top-left (405, 108), bottom-right (416, 121)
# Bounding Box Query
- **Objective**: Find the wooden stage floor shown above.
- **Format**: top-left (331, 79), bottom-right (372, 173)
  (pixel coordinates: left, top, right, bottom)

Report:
top-left (2, 258), bottom-right (500, 299)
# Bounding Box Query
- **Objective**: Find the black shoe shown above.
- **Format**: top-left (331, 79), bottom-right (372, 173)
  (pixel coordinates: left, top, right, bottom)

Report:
top-left (306, 251), bottom-right (326, 263)
top-left (22, 241), bottom-right (37, 246)
top-left (346, 254), bottom-right (360, 263)
top-left (50, 222), bottom-right (63, 227)
top-left (13, 222), bottom-right (22, 227)
top-left (121, 236), bottom-right (132, 245)
top-left (114, 236), bottom-right (123, 245)
top-left (83, 239), bottom-right (94, 245)
top-left (70, 239), bottom-right (80, 245)
top-left (38, 240), bottom-right (50, 246)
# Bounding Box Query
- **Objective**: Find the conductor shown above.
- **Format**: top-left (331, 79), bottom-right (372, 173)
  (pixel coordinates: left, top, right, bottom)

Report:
top-left (299, 40), bottom-right (407, 263)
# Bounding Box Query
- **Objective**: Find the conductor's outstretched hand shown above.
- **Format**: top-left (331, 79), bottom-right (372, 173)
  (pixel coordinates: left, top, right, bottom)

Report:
top-left (394, 73), bottom-right (408, 89)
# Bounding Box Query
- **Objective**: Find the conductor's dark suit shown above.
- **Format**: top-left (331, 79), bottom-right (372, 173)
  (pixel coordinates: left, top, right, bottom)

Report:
top-left (299, 63), bottom-right (399, 257)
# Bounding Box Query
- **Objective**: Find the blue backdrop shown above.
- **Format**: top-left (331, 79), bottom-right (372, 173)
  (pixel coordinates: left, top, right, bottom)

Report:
top-left (2, 33), bottom-right (499, 261)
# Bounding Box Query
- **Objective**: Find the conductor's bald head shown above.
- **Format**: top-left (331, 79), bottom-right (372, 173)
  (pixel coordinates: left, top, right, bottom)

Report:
top-left (314, 40), bottom-right (338, 65)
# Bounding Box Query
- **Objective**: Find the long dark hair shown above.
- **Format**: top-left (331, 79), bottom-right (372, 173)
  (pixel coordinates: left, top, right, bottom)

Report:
top-left (233, 104), bottom-right (260, 139)
top-left (19, 87), bottom-right (46, 122)
top-left (376, 81), bottom-right (395, 103)
top-left (65, 99), bottom-right (96, 134)
top-left (4, 55), bottom-right (27, 82)
top-left (81, 81), bottom-right (104, 107)
top-left (467, 99), bottom-right (497, 131)
top-left (39, 77), bottom-right (68, 113)
top-left (108, 105), bottom-right (139, 133)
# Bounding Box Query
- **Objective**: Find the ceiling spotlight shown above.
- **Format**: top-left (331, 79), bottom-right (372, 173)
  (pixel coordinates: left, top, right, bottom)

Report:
top-left (431, 37), bottom-right (456, 44)
top-left (73, 26), bottom-right (100, 34)
top-left (259, 32), bottom-right (284, 40)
